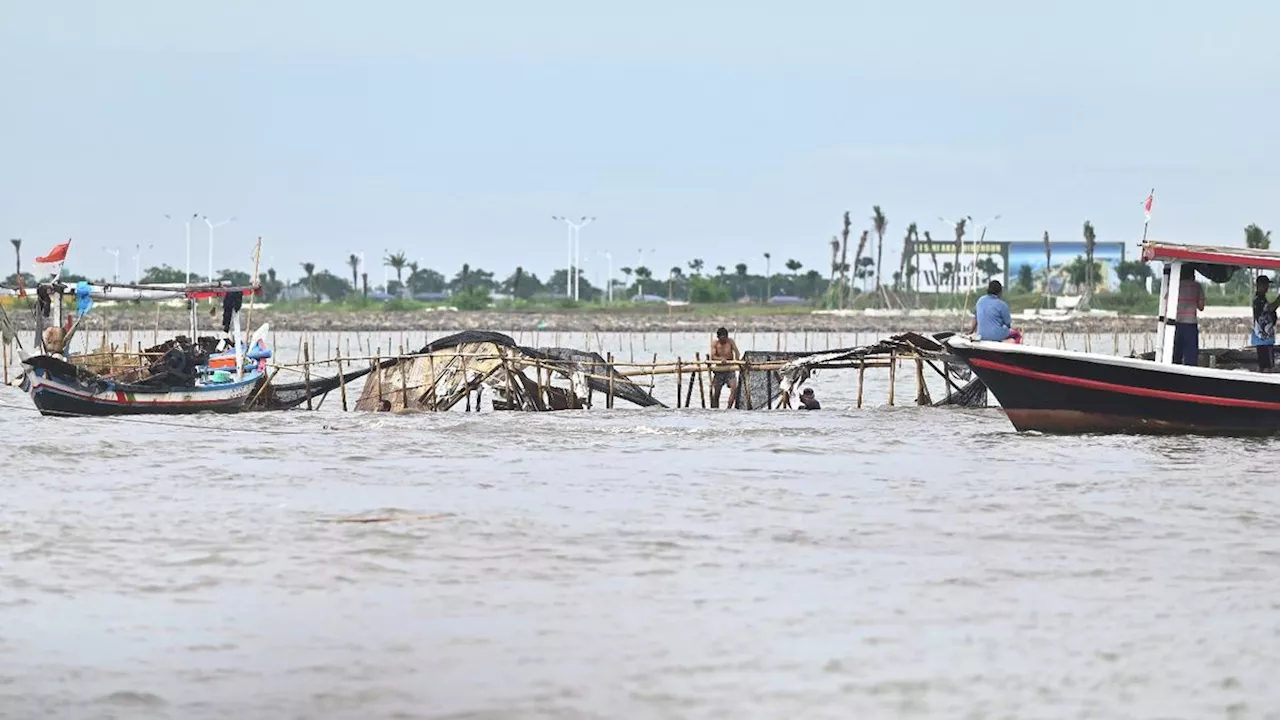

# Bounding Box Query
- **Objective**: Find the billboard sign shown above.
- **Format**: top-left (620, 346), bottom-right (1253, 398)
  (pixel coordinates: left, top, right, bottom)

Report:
top-left (912, 241), bottom-right (1126, 294)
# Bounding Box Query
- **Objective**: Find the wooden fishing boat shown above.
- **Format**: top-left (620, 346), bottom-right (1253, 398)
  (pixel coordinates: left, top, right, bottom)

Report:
top-left (946, 241), bottom-right (1280, 436)
top-left (1, 240), bottom-right (282, 417)
top-left (22, 353), bottom-right (263, 416)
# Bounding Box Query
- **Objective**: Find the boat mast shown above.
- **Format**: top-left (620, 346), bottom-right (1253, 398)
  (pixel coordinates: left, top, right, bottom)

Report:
top-left (188, 295), bottom-right (198, 343)
top-left (233, 304), bottom-right (244, 381)
top-left (1155, 261), bottom-right (1183, 365)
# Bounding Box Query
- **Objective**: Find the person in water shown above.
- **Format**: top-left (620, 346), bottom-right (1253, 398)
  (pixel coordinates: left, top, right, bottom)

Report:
top-left (797, 387), bottom-right (821, 410)
top-left (1171, 264), bottom-right (1205, 366)
top-left (1252, 275), bottom-right (1280, 371)
top-left (709, 327), bottom-right (740, 408)
top-left (969, 280), bottom-right (1022, 343)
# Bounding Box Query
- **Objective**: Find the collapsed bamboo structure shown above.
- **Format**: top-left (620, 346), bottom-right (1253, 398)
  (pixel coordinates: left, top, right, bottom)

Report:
top-left (245, 330), bottom-right (985, 413)
top-left (2, 321), bottom-right (991, 412)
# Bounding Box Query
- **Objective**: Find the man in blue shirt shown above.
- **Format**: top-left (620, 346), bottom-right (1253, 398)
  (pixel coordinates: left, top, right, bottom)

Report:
top-left (970, 280), bottom-right (1022, 343)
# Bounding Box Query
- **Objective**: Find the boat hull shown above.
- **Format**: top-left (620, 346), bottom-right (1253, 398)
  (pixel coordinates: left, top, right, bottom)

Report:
top-left (946, 339), bottom-right (1280, 436)
top-left (24, 363), bottom-right (261, 417)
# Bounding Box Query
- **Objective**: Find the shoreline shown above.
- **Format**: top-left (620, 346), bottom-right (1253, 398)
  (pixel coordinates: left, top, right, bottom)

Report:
top-left (21, 308), bottom-right (1253, 335)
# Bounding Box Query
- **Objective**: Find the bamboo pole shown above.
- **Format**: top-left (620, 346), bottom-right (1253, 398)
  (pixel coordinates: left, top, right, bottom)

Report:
top-left (400, 353), bottom-right (409, 410)
top-left (675, 357), bottom-right (683, 409)
top-left (683, 357), bottom-right (696, 408)
top-left (740, 359), bottom-right (752, 409)
top-left (504, 352), bottom-right (516, 410)
top-left (376, 350), bottom-right (383, 408)
top-left (336, 355), bottom-right (349, 411)
top-left (887, 349), bottom-right (896, 406)
top-left (427, 353), bottom-right (437, 411)
top-left (915, 356), bottom-right (927, 405)
top-left (696, 352), bottom-right (707, 408)
top-left (2, 339), bottom-right (8, 385)
top-left (303, 341), bottom-right (313, 410)
top-left (463, 352), bottom-right (472, 412)
top-left (607, 352), bottom-right (615, 409)
top-left (856, 357), bottom-right (865, 408)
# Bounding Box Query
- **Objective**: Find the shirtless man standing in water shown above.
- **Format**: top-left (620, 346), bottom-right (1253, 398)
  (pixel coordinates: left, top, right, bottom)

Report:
top-left (709, 327), bottom-right (740, 408)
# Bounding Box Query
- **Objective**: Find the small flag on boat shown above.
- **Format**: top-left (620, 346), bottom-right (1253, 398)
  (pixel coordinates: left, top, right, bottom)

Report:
top-left (1142, 191), bottom-right (1154, 223)
top-left (35, 240), bottom-right (71, 265)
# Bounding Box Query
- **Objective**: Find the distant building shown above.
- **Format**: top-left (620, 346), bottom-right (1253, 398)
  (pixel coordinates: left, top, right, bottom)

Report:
top-left (413, 292), bottom-right (451, 302)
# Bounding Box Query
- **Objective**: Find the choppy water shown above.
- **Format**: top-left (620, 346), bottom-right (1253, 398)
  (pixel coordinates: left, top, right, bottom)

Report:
top-left (3, 331), bottom-right (1279, 719)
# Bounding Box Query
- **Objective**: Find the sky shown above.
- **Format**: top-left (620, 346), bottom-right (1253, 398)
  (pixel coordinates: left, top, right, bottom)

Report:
top-left (2, 0), bottom-right (1278, 286)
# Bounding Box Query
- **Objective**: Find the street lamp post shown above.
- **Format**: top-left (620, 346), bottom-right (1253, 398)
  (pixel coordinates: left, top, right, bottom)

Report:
top-left (203, 216), bottom-right (236, 282)
top-left (132, 244), bottom-right (154, 283)
top-left (104, 247), bottom-right (120, 283)
top-left (764, 252), bottom-right (772, 302)
top-left (164, 213), bottom-right (200, 284)
top-left (552, 215), bottom-right (596, 301)
top-left (635, 248), bottom-right (655, 295)
top-left (961, 214), bottom-right (1001, 288)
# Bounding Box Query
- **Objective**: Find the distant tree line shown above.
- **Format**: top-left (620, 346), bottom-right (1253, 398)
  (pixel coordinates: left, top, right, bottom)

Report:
top-left (3, 223), bottom-right (1274, 307)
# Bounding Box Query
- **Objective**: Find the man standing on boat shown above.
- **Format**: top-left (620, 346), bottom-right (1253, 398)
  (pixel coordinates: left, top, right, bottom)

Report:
top-left (709, 327), bottom-right (740, 408)
top-left (1172, 265), bottom-right (1205, 366)
top-left (970, 280), bottom-right (1022, 343)
top-left (1252, 275), bottom-right (1279, 371)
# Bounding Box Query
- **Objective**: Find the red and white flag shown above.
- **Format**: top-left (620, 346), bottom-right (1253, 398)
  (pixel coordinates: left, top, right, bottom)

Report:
top-left (35, 239), bottom-right (71, 265)
top-left (1142, 191), bottom-right (1154, 224)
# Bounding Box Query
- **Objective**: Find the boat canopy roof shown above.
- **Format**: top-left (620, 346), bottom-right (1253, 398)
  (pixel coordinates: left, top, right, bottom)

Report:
top-left (1142, 241), bottom-right (1280, 271)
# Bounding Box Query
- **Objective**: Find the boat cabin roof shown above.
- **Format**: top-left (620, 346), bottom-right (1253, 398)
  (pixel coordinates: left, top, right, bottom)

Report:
top-left (1142, 241), bottom-right (1280, 271)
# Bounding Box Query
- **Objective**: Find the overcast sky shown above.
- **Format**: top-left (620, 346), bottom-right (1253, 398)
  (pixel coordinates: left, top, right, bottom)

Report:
top-left (2, 0), bottom-right (1277, 284)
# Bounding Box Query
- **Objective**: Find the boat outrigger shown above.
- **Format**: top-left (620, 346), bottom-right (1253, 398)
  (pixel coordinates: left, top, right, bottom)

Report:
top-left (946, 240), bottom-right (1280, 436)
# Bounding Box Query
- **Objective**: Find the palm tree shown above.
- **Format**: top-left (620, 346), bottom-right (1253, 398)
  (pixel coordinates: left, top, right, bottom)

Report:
top-left (668, 266), bottom-right (682, 301)
top-left (383, 251), bottom-right (408, 286)
top-left (1043, 231), bottom-right (1052, 305)
top-left (459, 263), bottom-right (472, 293)
top-left (871, 205), bottom-right (888, 293)
top-left (838, 212), bottom-right (851, 308)
top-left (9, 238), bottom-right (20, 281)
top-left (300, 262), bottom-right (316, 301)
top-left (851, 230), bottom-right (869, 302)
top-left (347, 254), bottom-right (359, 289)
top-left (827, 236), bottom-right (840, 305)
top-left (924, 231), bottom-right (941, 295)
top-left (951, 218), bottom-right (968, 295)
top-left (1246, 224), bottom-right (1272, 250)
top-left (406, 261), bottom-right (419, 294)
top-left (715, 265), bottom-right (727, 283)
top-left (898, 222), bottom-right (917, 292)
top-left (635, 266), bottom-right (652, 295)
top-left (1082, 221), bottom-right (1097, 308)
top-left (513, 266), bottom-right (524, 298)
top-left (734, 262), bottom-right (748, 299)
top-left (688, 258), bottom-right (705, 277)
top-left (267, 267), bottom-right (277, 283)
top-left (620, 266), bottom-right (634, 297)
top-left (1246, 224), bottom-right (1272, 281)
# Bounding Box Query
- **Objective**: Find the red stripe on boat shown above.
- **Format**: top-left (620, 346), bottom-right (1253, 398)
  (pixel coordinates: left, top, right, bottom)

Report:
top-left (967, 356), bottom-right (1280, 411)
